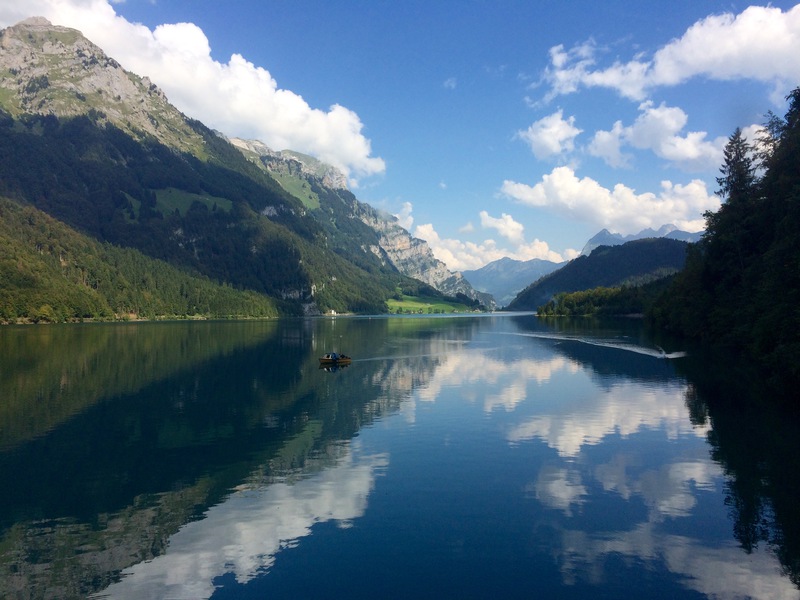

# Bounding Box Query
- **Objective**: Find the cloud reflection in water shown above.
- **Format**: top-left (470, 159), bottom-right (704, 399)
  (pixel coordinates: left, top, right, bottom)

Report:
top-left (395, 335), bottom-right (795, 599)
top-left (98, 446), bottom-right (388, 600)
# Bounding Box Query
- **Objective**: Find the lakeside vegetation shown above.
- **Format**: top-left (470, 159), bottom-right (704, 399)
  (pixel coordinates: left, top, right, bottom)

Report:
top-left (0, 194), bottom-right (482, 323)
top-left (651, 88), bottom-right (800, 388)
top-left (537, 88), bottom-right (800, 391)
top-left (536, 277), bottom-right (674, 317)
top-left (0, 110), bottom-right (418, 317)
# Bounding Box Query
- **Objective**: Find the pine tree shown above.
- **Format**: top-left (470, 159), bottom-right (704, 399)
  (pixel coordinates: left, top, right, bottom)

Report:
top-left (715, 128), bottom-right (757, 203)
top-left (703, 128), bottom-right (758, 275)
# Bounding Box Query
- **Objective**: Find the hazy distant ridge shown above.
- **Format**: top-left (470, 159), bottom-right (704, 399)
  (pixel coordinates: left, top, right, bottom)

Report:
top-left (507, 238), bottom-right (690, 311)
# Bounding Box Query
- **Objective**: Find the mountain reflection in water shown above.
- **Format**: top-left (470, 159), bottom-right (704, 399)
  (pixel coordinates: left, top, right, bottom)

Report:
top-left (0, 316), bottom-right (797, 599)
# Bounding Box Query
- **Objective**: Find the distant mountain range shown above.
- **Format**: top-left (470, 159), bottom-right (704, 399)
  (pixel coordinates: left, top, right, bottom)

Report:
top-left (506, 238), bottom-right (690, 311)
top-left (580, 225), bottom-right (702, 256)
top-left (462, 225), bottom-right (702, 307)
top-left (462, 258), bottom-right (560, 307)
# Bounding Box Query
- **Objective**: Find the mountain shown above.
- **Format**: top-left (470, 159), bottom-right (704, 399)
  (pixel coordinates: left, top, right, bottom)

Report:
top-left (462, 257), bottom-right (561, 308)
top-left (506, 238), bottom-right (690, 311)
top-left (231, 137), bottom-right (494, 308)
top-left (0, 17), bottom-right (486, 318)
top-left (0, 17), bottom-right (206, 155)
top-left (580, 225), bottom-right (703, 256)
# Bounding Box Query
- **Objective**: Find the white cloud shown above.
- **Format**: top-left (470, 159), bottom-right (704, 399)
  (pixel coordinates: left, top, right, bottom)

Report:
top-left (590, 101), bottom-right (727, 171)
top-left (588, 121), bottom-right (631, 168)
top-left (479, 211), bottom-right (525, 244)
top-left (501, 166), bottom-right (718, 235)
top-left (443, 77), bottom-right (457, 89)
top-left (0, 1), bottom-right (385, 184)
top-left (530, 465), bottom-right (587, 516)
top-left (413, 222), bottom-right (569, 271)
top-left (542, 5), bottom-right (800, 102)
top-left (397, 201), bottom-right (571, 270)
top-left (408, 348), bottom-right (579, 411)
top-left (558, 523), bottom-right (799, 599)
top-left (394, 201), bottom-right (414, 231)
top-left (517, 109), bottom-right (582, 159)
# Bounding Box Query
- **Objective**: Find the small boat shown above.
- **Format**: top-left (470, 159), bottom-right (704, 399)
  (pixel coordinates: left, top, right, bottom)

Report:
top-left (319, 352), bottom-right (352, 365)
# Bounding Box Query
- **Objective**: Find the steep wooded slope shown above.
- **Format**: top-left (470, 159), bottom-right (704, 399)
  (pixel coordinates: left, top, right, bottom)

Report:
top-left (0, 17), bottom-right (441, 316)
top-left (507, 238), bottom-right (689, 311)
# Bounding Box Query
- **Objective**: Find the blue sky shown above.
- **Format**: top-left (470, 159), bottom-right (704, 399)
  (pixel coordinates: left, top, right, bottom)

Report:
top-left (2, 1), bottom-right (799, 270)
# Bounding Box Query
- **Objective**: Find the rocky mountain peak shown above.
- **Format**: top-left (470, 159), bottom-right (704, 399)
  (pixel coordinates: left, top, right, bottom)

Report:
top-left (230, 138), bottom-right (349, 190)
top-left (580, 224), bottom-right (701, 256)
top-left (0, 17), bottom-right (205, 156)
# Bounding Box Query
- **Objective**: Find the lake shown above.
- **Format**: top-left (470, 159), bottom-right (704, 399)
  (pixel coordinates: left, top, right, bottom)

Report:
top-left (1, 315), bottom-right (798, 599)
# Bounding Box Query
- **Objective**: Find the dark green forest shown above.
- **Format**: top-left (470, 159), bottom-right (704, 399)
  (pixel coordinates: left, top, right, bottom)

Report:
top-left (0, 110), bottom-right (423, 319)
top-left (537, 277), bottom-right (674, 317)
top-left (0, 197), bottom-right (282, 321)
top-left (650, 89), bottom-right (800, 388)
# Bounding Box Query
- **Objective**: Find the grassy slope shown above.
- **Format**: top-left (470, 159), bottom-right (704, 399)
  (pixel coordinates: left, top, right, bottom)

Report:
top-left (387, 294), bottom-right (475, 314)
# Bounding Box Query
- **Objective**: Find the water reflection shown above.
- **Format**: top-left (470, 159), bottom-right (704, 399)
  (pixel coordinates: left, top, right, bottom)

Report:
top-left (1, 316), bottom-right (798, 598)
top-left (99, 445), bottom-right (388, 599)
top-left (507, 382), bottom-right (707, 456)
top-left (557, 524), bottom-right (797, 598)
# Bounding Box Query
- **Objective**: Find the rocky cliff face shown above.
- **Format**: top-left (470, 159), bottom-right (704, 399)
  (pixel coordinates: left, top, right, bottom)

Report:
top-left (0, 17), bottom-right (206, 157)
top-left (353, 202), bottom-right (494, 307)
top-left (231, 139), bottom-right (495, 308)
top-left (230, 138), bottom-right (349, 190)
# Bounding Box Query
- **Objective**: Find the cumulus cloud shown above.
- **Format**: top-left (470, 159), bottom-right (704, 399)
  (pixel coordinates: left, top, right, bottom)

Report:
top-left (517, 109), bottom-right (582, 159)
top-left (588, 121), bottom-right (631, 168)
top-left (0, 1), bottom-right (385, 184)
top-left (590, 101), bottom-right (727, 171)
top-left (558, 522), bottom-right (800, 599)
top-left (542, 5), bottom-right (800, 102)
top-left (501, 166), bottom-right (718, 234)
top-left (413, 221), bottom-right (571, 272)
top-left (394, 201), bottom-right (414, 231)
top-left (479, 211), bottom-right (525, 244)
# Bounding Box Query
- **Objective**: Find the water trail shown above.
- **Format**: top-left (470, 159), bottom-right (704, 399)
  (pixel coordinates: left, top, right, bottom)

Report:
top-left (505, 332), bottom-right (687, 359)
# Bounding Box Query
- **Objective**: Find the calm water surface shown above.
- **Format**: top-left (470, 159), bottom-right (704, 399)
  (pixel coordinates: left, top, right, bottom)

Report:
top-left (1, 315), bottom-right (798, 599)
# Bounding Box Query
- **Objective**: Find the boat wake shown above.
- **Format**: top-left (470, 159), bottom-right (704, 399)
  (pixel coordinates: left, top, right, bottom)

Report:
top-left (507, 332), bottom-right (687, 359)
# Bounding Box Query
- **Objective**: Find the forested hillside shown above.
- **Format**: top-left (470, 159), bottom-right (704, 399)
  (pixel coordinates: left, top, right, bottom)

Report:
top-left (0, 18), bottom-right (445, 318)
top-left (536, 277), bottom-right (675, 317)
top-left (651, 88), bottom-right (800, 387)
top-left (234, 139), bottom-right (493, 307)
top-left (0, 198), bottom-right (282, 321)
top-left (0, 18), bottom-right (491, 319)
top-left (506, 238), bottom-right (688, 311)
top-left (0, 111), bottom-right (403, 316)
